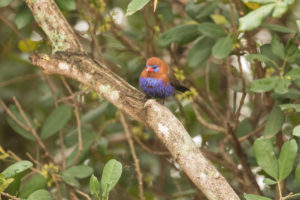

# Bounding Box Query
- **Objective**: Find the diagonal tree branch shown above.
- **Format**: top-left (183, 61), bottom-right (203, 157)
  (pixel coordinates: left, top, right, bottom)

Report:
top-left (24, 0), bottom-right (240, 199)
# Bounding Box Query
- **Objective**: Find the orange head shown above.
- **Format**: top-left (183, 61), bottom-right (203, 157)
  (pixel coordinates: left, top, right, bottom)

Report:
top-left (144, 57), bottom-right (169, 75)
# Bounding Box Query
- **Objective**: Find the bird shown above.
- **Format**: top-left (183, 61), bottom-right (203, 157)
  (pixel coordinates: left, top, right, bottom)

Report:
top-left (139, 57), bottom-right (189, 99)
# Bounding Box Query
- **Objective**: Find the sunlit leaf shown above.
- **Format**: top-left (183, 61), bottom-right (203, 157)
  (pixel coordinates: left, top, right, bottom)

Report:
top-left (293, 125), bottom-right (300, 137)
top-left (2, 161), bottom-right (33, 179)
top-left (89, 175), bottom-right (100, 199)
top-left (126, 0), bottom-right (150, 16)
top-left (239, 4), bottom-right (275, 31)
top-left (101, 159), bottom-right (122, 199)
top-left (272, 2), bottom-right (288, 18)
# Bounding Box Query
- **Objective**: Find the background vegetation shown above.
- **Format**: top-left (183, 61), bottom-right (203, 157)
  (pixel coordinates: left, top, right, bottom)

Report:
top-left (1, 0), bottom-right (300, 199)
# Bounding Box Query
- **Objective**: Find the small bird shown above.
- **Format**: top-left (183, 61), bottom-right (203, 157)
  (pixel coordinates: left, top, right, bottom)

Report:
top-left (139, 57), bottom-right (189, 98)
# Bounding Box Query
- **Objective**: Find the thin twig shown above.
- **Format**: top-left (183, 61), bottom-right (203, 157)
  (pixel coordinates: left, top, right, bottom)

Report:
top-left (60, 77), bottom-right (82, 165)
top-left (239, 124), bottom-right (265, 142)
top-left (43, 75), bottom-right (66, 169)
top-left (229, 0), bottom-right (238, 36)
top-left (234, 56), bottom-right (247, 126)
top-left (192, 103), bottom-right (227, 134)
top-left (75, 189), bottom-right (92, 200)
top-left (0, 192), bottom-right (21, 200)
top-left (131, 134), bottom-right (170, 156)
top-left (0, 15), bottom-right (31, 51)
top-left (0, 73), bottom-right (40, 88)
top-left (120, 112), bottom-right (146, 200)
top-left (0, 100), bottom-right (30, 132)
top-left (12, 97), bottom-right (55, 162)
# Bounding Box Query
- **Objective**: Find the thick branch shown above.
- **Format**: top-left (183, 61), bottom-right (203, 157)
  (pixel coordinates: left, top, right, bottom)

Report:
top-left (30, 52), bottom-right (239, 200)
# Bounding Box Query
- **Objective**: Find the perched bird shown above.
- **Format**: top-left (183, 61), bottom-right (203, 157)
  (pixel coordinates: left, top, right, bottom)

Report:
top-left (139, 57), bottom-right (189, 98)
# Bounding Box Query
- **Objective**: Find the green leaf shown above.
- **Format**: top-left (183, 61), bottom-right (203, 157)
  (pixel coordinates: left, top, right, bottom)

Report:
top-left (14, 4), bottom-right (33, 29)
top-left (63, 165), bottom-right (93, 179)
top-left (101, 159), bottom-right (122, 199)
top-left (271, 35), bottom-right (285, 59)
top-left (246, 54), bottom-right (276, 64)
top-left (263, 177), bottom-right (277, 185)
top-left (197, 23), bottom-right (227, 38)
top-left (185, 2), bottom-right (217, 22)
top-left (212, 36), bottom-right (233, 59)
top-left (239, 4), bottom-right (275, 31)
top-left (244, 194), bottom-right (272, 200)
top-left (97, 138), bottom-right (108, 155)
top-left (261, 24), bottom-right (295, 33)
top-left (0, 0), bottom-right (13, 7)
top-left (278, 139), bottom-right (297, 181)
top-left (279, 104), bottom-right (300, 112)
top-left (253, 137), bottom-right (278, 179)
top-left (274, 78), bottom-right (291, 94)
top-left (260, 44), bottom-right (281, 68)
top-left (285, 68), bottom-right (300, 80)
top-left (27, 189), bottom-right (52, 200)
top-left (272, 2), bottom-right (288, 18)
top-left (296, 163), bottom-right (300, 187)
top-left (236, 119), bottom-right (253, 138)
top-left (293, 125), bottom-right (300, 137)
top-left (187, 37), bottom-right (215, 68)
top-left (20, 174), bottom-right (46, 198)
top-left (89, 174), bottom-right (100, 199)
top-left (61, 173), bottom-right (80, 188)
top-left (263, 105), bottom-right (285, 137)
top-left (126, 0), bottom-right (150, 16)
top-left (0, 174), bottom-right (14, 193)
top-left (250, 77), bottom-right (279, 93)
top-left (41, 105), bottom-right (72, 139)
top-left (55, 0), bottom-right (76, 11)
top-left (157, 25), bottom-right (200, 47)
top-left (2, 161), bottom-right (33, 178)
top-left (7, 105), bottom-right (35, 141)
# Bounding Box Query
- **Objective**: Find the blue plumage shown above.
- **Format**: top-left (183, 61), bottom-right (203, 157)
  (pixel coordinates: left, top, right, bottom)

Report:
top-left (139, 77), bottom-right (174, 98)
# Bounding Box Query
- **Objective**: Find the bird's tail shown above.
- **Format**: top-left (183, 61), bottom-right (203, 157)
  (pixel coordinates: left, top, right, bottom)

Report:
top-left (174, 85), bottom-right (190, 93)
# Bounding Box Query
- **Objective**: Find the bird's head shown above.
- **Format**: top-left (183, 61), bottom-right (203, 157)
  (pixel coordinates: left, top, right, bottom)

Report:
top-left (145, 57), bottom-right (168, 74)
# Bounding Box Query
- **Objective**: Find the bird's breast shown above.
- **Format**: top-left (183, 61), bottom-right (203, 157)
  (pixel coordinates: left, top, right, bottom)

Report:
top-left (139, 77), bottom-right (174, 98)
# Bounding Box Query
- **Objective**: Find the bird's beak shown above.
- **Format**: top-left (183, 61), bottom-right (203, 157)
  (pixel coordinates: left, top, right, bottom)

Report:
top-left (146, 67), bottom-right (153, 72)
